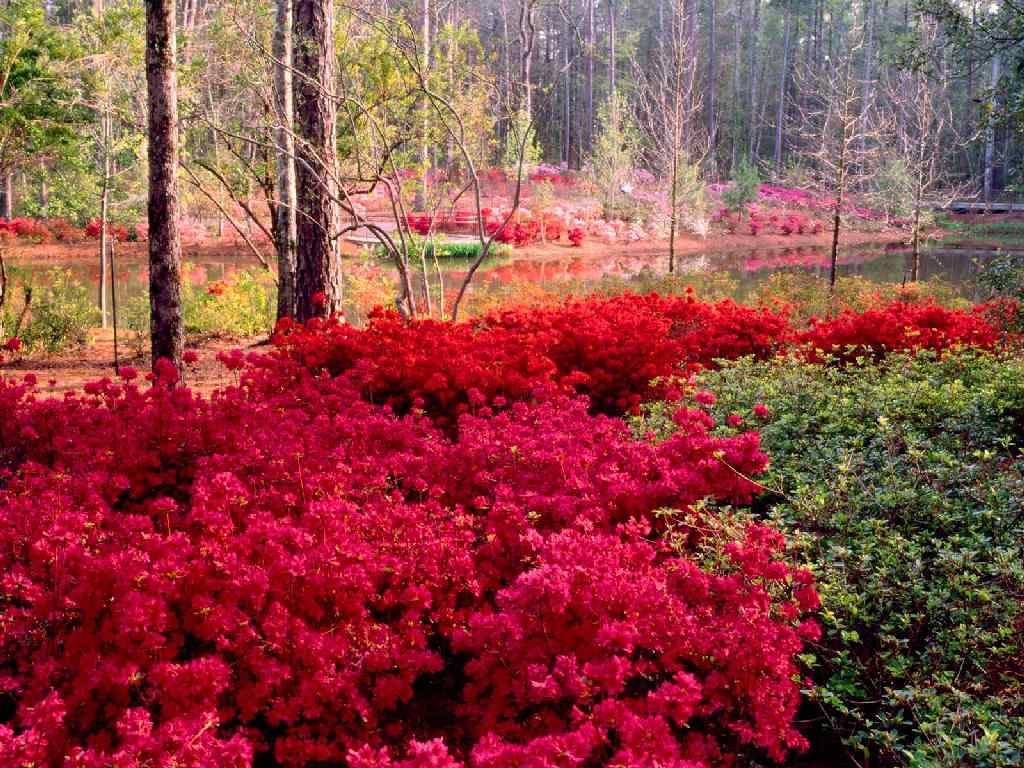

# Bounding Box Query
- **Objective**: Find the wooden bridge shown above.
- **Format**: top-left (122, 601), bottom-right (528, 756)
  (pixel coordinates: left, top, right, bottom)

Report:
top-left (937, 200), bottom-right (1024, 214)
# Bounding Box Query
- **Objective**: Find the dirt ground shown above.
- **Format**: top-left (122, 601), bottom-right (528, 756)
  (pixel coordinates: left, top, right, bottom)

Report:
top-left (1, 328), bottom-right (266, 396)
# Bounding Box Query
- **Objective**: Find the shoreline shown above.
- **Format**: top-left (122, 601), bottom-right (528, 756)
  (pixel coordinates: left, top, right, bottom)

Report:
top-left (4, 226), bottom-right (913, 265)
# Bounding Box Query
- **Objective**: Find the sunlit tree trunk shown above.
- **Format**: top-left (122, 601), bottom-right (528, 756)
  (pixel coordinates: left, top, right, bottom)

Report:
top-left (99, 106), bottom-right (111, 329)
top-left (294, 0), bottom-right (342, 320)
top-left (145, 0), bottom-right (184, 371)
top-left (274, 0), bottom-right (298, 318)
top-left (606, 0), bottom-right (616, 98)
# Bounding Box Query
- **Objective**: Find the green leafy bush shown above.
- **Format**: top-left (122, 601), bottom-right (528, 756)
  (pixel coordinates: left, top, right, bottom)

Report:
top-left (722, 159), bottom-right (761, 212)
top-left (374, 236), bottom-right (511, 263)
top-left (125, 266), bottom-right (276, 346)
top-left (637, 351), bottom-right (1024, 767)
top-left (6, 269), bottom-right (98, 353)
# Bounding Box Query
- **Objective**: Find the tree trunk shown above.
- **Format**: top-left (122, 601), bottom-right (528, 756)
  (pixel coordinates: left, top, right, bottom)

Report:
top-left (773, 0), bottom-right (792, 180)
top-left (706, 0), bottom-right (717, 177)
top-left (606, 0), bottom-right (616, 99)
top-left (99, 108), bottom-right (111, 329)
top-left (419, 0), bottom-right (430, 207)
top-left (585, 0), bottom-right (594, 153)
top-left (983, 52), bottom-right (1001, 211)
top-left (0, 174), bottom-right (13, 220)
top-left (145, 0), bottom-right (184, 371)
top-left (519, 0), bottom-right (535, 117)
top-left (293, 0), bottom-right (342, 321)
top-left (274, 0), bottom-right (298, 319)
top-left (563, 0), bottom-right (572, 166)
top-left (859, 0), bottom-right (876, 159)
top-left (747, 0), bottom-right (759, 160)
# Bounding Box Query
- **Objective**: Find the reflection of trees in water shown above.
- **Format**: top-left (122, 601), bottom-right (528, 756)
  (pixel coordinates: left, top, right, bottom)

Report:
top-left (15, 244), bottom-right (999, 314)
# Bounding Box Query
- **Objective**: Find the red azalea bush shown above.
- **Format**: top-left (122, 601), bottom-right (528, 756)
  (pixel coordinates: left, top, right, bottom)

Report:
top-left (799, 301), bottom-right (1002, 362)
top-left (0, 354), bottom-right (817, 767)
top-left (273, 295), bottom-right (793, 422)
top-left (0, 217), bottom-right (52, 241)
top-left (85, 220), bottom-right (132, 241)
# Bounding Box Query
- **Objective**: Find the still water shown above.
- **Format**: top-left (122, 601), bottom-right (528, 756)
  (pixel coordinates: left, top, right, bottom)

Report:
top-left (5, 241), bottom-right (1006, 315)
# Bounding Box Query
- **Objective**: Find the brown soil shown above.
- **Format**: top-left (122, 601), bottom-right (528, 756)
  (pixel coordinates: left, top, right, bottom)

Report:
top-left (0, 328), bottom-right (265, 396)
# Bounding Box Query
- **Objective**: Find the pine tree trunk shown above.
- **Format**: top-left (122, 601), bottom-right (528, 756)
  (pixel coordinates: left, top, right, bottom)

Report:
top-left (773, 0), bottom-right (792, 179)
top-left (293, 0), bottom-right (342, 321)
top-left (747, 0), bottom-right (759, 160)
top-left (99, 108), bottom-right (111, 330)
top-left (585, 0), bottom-right (594, 153)
top-left (274, 0), bottom-right (298, 319)
top-left (706, 0), bottom-right (717, 177)
top-left (145, 0), bottom-right (183, 371)
top-left (606, 0), bottom-right (616, 98)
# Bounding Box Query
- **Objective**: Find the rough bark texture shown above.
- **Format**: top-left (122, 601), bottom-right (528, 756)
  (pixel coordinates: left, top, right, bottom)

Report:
top-left (273, 0), bottom-right (298, 319)
top-left (145, 0), bottom-right (183, 371)
top-left (294, 0), bottom-right (342, 321)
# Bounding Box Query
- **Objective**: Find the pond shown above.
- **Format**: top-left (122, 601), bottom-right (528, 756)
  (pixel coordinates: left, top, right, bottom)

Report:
top-left (4, 241), bottom-right (1005, 318)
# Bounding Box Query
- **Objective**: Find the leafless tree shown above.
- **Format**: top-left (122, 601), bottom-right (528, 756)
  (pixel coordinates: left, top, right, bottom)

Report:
top-left (796, 31), bottom-right (881, 292)
top-left (883, 29), bottom-right (974, 281)
top-left (634, 0), bottom-right (702, 273)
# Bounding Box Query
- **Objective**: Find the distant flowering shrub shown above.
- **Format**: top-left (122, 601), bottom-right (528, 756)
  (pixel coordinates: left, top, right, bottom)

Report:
top-left (799, 301), bottom-right (1002, 362)
top-left (0, 351), bottom-right (816, 766)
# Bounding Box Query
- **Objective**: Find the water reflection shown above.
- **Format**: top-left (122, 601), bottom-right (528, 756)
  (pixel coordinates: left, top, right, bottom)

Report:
top-left (8, 242), bottom-right (1000, 313)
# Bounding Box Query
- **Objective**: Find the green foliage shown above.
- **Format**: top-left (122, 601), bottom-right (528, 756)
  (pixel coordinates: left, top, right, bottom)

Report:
top-left (503, 108), bottom-right (542, 171)
top-left (868, 154), bottom-right (915, 220)
top-left (670, 158), bottom-right (709, 236)
top-left (637, 351), bottom-right (1024, 767)
top-left (590, 93), bottom-right (640, 220)
top-left (126, 267), bottom-right (276, 346)
top-left (722, 159), bottom-right (761, 212)
top-left (374, 236), bottom-right (510, 263)
top-left (3, 268), bottom-right (97, 353)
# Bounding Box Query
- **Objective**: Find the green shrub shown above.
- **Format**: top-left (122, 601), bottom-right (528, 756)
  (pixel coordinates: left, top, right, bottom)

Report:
top-left (636, 351), bottom-right (1024, 767)
top-left (9, 269), bottom-right (98, 353)
top-left (125, 266), bottom-right (276, 344)
top-left (374, 237), bottom-right (511, 263)
top-left (722, 159), bottom-right (760, 212)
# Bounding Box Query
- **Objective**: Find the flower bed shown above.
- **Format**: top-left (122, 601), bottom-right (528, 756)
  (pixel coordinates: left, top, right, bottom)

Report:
top-left (0, 352), bottom-right (815, 766)
top-left (0, 292), bottom-right (1010, 767)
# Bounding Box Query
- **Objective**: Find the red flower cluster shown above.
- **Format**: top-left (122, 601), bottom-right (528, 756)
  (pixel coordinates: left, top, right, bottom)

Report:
top-left (85, 219), bottom-right (132, 241)
top-left (0, 352), bottom-right (816, 766)
top-left (568, 226), bottom-right (585, 246)
top-left (273, 295), bottom-right (791, 423)
top-left (800, 301), bottom-right (1002, 361)
top-left (0, 217), bottom-right (54, 241)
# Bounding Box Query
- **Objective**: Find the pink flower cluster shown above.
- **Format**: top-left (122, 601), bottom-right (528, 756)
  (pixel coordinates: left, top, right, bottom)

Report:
top-left (0, 348), bottom-right (815, 766)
